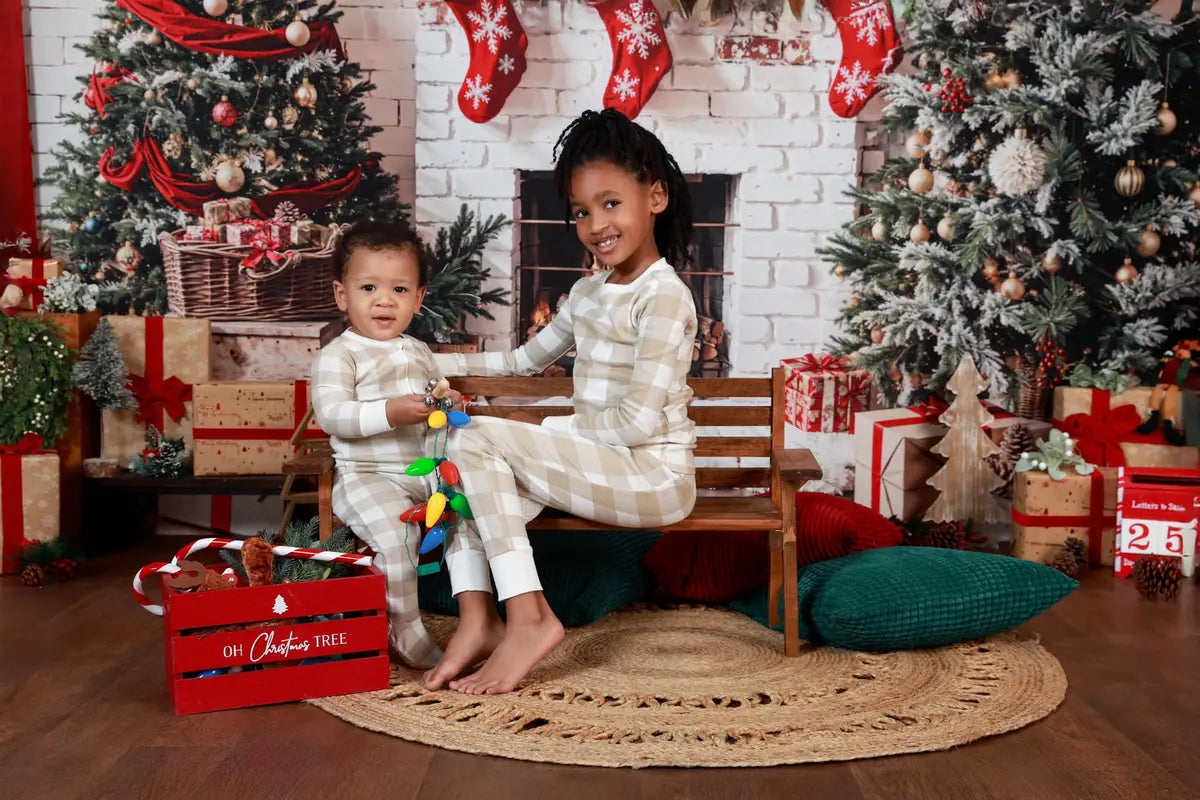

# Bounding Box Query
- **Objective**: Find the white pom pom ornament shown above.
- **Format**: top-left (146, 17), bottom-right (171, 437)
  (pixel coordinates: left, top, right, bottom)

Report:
top-left (987, 128), bottom-right (1046, 197)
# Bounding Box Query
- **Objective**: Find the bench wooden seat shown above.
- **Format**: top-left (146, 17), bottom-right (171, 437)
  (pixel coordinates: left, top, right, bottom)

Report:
top-left (283, 367), bottom-right (822, 656)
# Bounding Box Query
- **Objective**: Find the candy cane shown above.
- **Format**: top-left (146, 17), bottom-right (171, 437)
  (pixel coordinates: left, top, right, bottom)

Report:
top-left (132, 538), bottom-right (374, 616)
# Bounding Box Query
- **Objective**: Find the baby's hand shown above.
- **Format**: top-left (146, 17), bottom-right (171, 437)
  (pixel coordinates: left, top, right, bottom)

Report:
top-left (386, 394), bottom-right (434, 427)
top-left (445, 389), bottom-right (466, 411)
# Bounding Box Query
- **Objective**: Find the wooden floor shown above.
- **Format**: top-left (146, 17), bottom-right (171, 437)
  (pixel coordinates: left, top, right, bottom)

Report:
top-left (2, 536), bottom-right (1198, 800)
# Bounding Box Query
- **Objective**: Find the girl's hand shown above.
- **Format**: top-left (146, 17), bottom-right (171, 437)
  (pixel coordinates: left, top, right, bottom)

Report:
top-left (386, 394), bottom-right (434, 427)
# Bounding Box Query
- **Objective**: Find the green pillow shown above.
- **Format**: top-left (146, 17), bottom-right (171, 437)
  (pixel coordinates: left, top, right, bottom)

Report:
top-left (731, 546), bottom-right (1077, 652)
top-left (419, 529), bottom-right (661, 627)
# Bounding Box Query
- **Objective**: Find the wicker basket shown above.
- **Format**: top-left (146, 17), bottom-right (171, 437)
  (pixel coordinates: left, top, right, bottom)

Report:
top-left (159, 228), bottom-right (343, 321)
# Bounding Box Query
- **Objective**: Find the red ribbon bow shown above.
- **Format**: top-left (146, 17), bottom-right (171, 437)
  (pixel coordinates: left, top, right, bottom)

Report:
top-left (1058, 404), bottom-right (1158, 467)
top-left (0, 432), bottom-right (46, 455)
top-left (912, 396), bottom-right (950, 422)
top-left (127, 374), bottom-right (192, 426)
top-left (793, 354), bottom-right (848, 372)
top-left (239, 234), bottom-right (287, 271)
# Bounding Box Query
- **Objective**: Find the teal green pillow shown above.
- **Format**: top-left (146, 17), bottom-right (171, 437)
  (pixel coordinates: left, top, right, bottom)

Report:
top-left (731, 547), bottom-right (1077, 652)
top-left (419, 530), bottom-right (661, 627)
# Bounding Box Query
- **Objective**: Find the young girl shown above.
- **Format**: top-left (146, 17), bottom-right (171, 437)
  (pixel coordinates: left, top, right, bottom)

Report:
top-left (426, 109), bottom-right (699, 694)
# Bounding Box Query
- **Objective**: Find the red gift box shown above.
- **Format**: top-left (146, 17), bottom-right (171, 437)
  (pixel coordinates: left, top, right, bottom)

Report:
top-left (159, 562), bottom-right (389, 714)
top-left (781, 354), bottom-right (871, 433)
top-left (1113, 467), bottom-right (1200, 578)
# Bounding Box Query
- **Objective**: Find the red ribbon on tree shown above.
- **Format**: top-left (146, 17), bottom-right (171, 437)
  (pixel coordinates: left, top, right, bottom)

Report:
top-left (126, 316), bottom-right (193, 431)
top-left (249, 166), bottom-right (363, 219)
top-left (115, 0), bottom-right (344, 61)
top-left (85, 63), bottom-right (137, 119)
top-left (1, 434), bottom-right (49, 574)
top-left (1055, 389), bottom-right (1166, 467)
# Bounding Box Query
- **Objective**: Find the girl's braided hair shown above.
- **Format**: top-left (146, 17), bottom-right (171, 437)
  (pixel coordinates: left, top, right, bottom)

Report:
top-left (551, 109), bottom-right (693, 269)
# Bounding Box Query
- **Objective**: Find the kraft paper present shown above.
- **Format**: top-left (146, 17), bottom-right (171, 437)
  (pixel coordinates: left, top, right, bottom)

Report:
top-left (853, 465), bottom-right (940, 521)
top-left (191, 381), bottom-right (323, 476)
top-left (202, 197), bottom-right (252, 227)
top-left (1011, 467), bottom-right (1117, 567)
top-left (5, 258), bottom-right (64, 310)
top-left (210, 319), bottom-right (344, 381)
top-left (0, 452), bottom-right (60, 574)
top-left (1052, 385), bottom-right (1198, 468)
top-left (100, 316), bottom-right (211, 468)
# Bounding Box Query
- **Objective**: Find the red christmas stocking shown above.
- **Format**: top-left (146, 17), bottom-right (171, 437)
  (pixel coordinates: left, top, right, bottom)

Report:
top-left (446, 0), bottom-right (528, 124)
top-left (822, 0), bottom-right (903, 118)
top-left (592, 0), bottom-right (673, 120)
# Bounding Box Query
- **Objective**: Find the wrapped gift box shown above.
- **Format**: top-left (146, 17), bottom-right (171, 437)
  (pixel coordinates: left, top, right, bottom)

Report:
top-left (1011, 466), bottom-right (1117, 567)
top-left (210, 320), bottom-right (344, 381)
top-left (852, 406), bottom-right (948, 518)
top-left (853, 474), bottom-right (940, 521)
top-left (101, 316), bottom-right (211, 468)
top-left (1113, 467), bottom-right (1200, 578)
top-left (192, 381), bottom-right (324, 476)
top-left (202, 197), bottom-right (253, 227)
top-left (5, 258), bottom-right (64, 310)
top-left (781, 354), bottom-right (871, 433)
top-left (1052, 386), bottom-right (1199, 468)
top-left (0, 447), bottom-right (60, 574)
top-left (158, 494), bottom-right (284, 537)
top-left (224, 221), bottom-right (261, 247)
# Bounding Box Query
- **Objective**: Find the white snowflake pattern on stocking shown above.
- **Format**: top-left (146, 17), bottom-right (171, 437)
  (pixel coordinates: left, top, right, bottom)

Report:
top-left (497, 54), bottom-right (516, 75)
top-left (615, 0), bottom-right (662, 60)
top-left (463, 74), bottom-right (493, 109)
top-left (466, 0), bottom-right (512, 54)
top-left (610, 68), bottom-right (640, 101)
top-left (834, 60), bottom-right (874, 105)
top-left (848, 0), bottom-right (894, 47)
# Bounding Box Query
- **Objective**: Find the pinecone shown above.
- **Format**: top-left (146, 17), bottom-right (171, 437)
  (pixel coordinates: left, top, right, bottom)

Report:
top-left (1063, 537), bottom-right (1089, 568)
top-left (926, 521), bottom-right (967, 550)
top-left (273, 201), bottom-right (302, 223)
top-left (1051, 549), bottom-right (1080, 578)
top-left (19, 563), bottom-right (46, 588)
top-left (1131, 556), bottom-right (1182, 601)
top-left (988, 423), bottom-right (1037, 498)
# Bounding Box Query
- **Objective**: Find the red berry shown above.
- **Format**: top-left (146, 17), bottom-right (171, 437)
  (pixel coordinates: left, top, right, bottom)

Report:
top-left (923, 83), bottom-right (932, 90)
top-left (943, 68), bottom-right (951, 77)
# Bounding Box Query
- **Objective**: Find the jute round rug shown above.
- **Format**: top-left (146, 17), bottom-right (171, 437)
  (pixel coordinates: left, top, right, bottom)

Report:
top-left (310, 606), bottom-right (1067, 768)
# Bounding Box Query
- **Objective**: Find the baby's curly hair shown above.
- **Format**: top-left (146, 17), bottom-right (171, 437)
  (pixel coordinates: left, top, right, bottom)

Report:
top-left (332, 218), bottom-right (428, 285)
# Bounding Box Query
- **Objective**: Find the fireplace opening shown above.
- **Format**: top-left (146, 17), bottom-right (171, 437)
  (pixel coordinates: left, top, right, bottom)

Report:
top-left (516, 171), bottom-right (735, 377)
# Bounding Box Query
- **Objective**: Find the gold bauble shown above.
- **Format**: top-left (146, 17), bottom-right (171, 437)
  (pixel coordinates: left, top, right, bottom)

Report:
top-left (1136, 227), bottom-right (1161, 258)
top-left (904, 130), bottom-right (930, 159)
top-left (1190, 182), bottom-right (1200, 208)
top-left (834, 263), bottom-right (849, 280)
top-left (982, 257), bottom-right (1000, 280)
top-left (908, 163), bottom-right (935, 195)
top-left (294, 79), bottom-right (318, 109)
top-left (1156, 102), bottom-right (1177, 136)
top-left (214, 160), bottom-right (245, 193)
top-left (936, 215), bottom-right (955, 240)
top-left (143, 88), bottom-right (157, 102)
top-left (203, 0), bottom-right (229, 16)
top-left (1002, 70), bottom-right (1022, 89)
top-left (1115, 258), bottom-right (1138, 286)
top-left (871, 219), bottom-right (887, 242)
top-left (1114, 160), bottom-right (1144, 197)
top-left (1000, 276), bottom-right (1026, 300)
top-left (870, 325), bottom-right (886, 344)
top-left (285, 18), bottom-right (311, 48)
top-left (264, 148), bottom-right (280, 167)
top-left (145, 31), bottom-right (161, 46)
top-left (341, 78), bottom-right (355, 93)
top-left (115, 241), bottom-right (142, 271)
top-left (846, 295), bottom-right (861, 309)
top-left (185, 77), bottom-right (199, 91)
top-left (985, 72), bottom-right (1006, 91)
top-left (263, 112), bottom-right (278, 131)
top-left (1041, 252), bottom-right (1064, 273)
top-left (909, 221), bottom-right (930, 243)
top-left (281, 106), bottom-right (300, 128)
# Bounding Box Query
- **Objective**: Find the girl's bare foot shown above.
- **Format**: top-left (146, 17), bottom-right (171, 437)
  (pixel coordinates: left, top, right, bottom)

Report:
top-left (423, 591), bottom-right (504, 691)
top-left (450, 591), bottom-right (563, 695)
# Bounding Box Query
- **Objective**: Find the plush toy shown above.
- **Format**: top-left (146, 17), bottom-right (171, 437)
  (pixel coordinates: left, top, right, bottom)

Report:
top-left (165, 560), bottom-right (235, 592)
top-left (241, 538), bottom-right (275, 587)
top-left (1138, 340), bottom-right (1200, 446)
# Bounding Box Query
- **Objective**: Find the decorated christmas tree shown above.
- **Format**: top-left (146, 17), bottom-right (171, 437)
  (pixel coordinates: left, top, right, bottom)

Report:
top-left (42, 0), bottom-right (404, 314)
top-left (820, 0), bottom-right (1200, 407)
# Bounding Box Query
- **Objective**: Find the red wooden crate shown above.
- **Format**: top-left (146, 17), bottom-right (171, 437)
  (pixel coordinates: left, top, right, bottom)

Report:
top-left (161, 565), bottom-right (390, 714)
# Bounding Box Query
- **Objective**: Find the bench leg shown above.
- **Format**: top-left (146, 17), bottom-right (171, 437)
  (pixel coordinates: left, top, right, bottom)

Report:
top-left (318, 471), bottom-right (333, 541)
top-left (768, 530), bottom-right (783, 628)
top-left (780, 482), bottom-right (800, 657)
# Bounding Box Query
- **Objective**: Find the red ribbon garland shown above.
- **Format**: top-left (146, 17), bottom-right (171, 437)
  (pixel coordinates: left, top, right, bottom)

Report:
top-left (126, 317), bottom-right (192, 431)
top-left (85, 63), bottom-right (137, 119)
top-left (1054, 388), bottom-right (1167, 467)
top-left (191, 380), bottom-right (324, 446)
top-left (1, 434), bottom-right (49, 574)
top-left (1011, 469), bottom-right (1111, 566)
top-left (99, 136), bottom-right (366, 218)
top-left (115, 0), bottom-right (344, 62)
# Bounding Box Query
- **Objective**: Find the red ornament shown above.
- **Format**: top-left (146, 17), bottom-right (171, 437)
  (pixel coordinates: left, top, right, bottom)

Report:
top-left (212, 95), bottom-right (237, 127)
top-left (438, 460), bottom-right (460, 485)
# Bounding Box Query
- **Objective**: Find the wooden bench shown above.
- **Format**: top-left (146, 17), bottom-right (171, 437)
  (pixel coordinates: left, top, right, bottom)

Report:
top-left (283, 368), bottom-right (822, 656)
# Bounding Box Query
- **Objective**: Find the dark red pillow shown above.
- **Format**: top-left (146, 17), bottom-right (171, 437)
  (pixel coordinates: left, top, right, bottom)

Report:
top-left (794, 491), bottom-right (903, 566)
top-left (643, 530), bottom-right (768, 603)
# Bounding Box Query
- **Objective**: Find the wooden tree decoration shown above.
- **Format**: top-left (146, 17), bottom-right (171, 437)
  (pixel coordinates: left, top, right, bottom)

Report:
top-left (925, 355), bottom-right (1006, 524)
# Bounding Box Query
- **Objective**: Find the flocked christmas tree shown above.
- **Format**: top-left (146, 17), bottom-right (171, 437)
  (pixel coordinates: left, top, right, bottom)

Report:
top-left (74, 318), bottom-right (137, 412)
top-left (42, 0), bottom-right (404, 314)
top-left (820, 0), bottom-right (1200, 407)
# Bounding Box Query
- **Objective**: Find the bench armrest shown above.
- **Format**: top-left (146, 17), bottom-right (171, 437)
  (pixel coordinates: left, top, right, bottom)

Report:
top-left (774, 448), bottom-right (822, 485)
top-left (282, 452), bottom-right (334, 476)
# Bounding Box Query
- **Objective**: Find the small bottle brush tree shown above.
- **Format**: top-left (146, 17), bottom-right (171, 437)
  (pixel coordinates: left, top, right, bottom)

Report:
top-left (74, 318), bottom-right (137, 411)
top-left (0, 315), bottom-right (77, 446)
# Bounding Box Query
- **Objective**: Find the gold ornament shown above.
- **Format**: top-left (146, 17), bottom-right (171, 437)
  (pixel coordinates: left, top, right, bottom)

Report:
top-left (1002, 70), bottom-right (1022, 89)
top-left (202, 0), bottom-right (228, 16)
top-left (846, 295), bottom-right (861, 309)
top-left (1041, 252), bottom-right (1064, 273)
top-left (834, 263), bottom-right (849, 280)
top-left (341, 78), bottom-right (355, 93)
top-left (185, 77), bottom-right (199, 91)
top-left (282, 106), bottom-right (300, 128)
top-left (936, 215), bottom-right (955, 240)
top-left (145, 31), bottom-right (161, 46)
top-left (871, 219), bottom-right (887, 241)
top-left (1115, 258), bottom-right (1138, 286)
top-left (908, 162), bottom-right (934, 195)
top-left (1114, 160), bottom-right (1144, 197)
top-left (1163, 159), bottom-right (1178, 167)
top-left (115, 241), bottom-right (142, 272)
top-left (264, 112), bottom-right (278, 131)
top-left (870, 325), bottom-right (886, 344)
top-left (214, 160), bottom-right (246, 193)
top-left (904, 130), bottom-right (930, 159)
top-left (161, 131), bottom-right (184, 159)
top-left (1156, 102), bottom-right (1177, 136)
top-left (1000, 275), bottom-right (1026, 300)
top-left (264, 148), bottom-right (281, 168)
top-left (294, 78), bottom-right (318, 109)
top-left (909, 220), bottom-right (930, 243)
top-left (1136, 227), bottom-right (1161, 258)
top-left (143, 88), bottom-right (157, 102)
top-left (285, 17), bottom-right (311, 48)
top-left (985, 72), bottom-right (1006, 91)
top-left (1190, 182), bottom-right (1200, 208)
top-left (981, 257), bottom-right (1000, 281)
